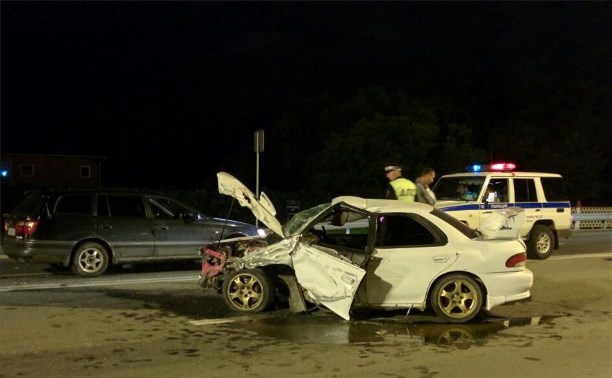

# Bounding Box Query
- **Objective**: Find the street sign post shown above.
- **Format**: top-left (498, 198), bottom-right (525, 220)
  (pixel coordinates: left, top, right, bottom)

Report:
top-left (254, 130), bottom-right (265, 226)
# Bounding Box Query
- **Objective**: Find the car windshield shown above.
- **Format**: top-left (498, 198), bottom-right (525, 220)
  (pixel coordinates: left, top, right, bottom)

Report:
top-left (283, 203), bottom-right (330, 237)
top-left (434, 177), bottom-right (486, 201)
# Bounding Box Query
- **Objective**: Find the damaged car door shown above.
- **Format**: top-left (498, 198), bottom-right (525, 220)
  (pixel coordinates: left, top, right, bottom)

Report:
top-left (292, 204), bottom-right (373, 320)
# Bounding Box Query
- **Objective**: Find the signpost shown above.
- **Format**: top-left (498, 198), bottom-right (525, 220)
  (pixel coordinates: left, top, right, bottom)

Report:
top-left (254, 130), bottom-right (264, 226)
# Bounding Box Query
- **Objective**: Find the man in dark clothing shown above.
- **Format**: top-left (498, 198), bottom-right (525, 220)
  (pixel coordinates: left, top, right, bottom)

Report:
top-left (415, 167), bottom-right (436, 205)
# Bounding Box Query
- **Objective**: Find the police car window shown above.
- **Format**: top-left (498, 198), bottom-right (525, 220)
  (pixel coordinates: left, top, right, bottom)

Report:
top-left (486, 179), bottom-right (509, 203)
top-left (55, 194), bottom-right (93, 215)
top-left (514, 178), bottom-right (537, 202)
top-left (434, 177), bottom-right (484, 200)
top-left (541, 177), bottom-right (568, 201)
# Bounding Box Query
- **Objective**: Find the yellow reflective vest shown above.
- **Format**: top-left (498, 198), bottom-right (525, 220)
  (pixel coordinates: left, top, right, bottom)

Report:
top-left (390, 177), bottom-right (417, 202)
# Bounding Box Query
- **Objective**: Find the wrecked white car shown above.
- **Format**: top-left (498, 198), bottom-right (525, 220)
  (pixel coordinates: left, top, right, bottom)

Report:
top-left (199, 172), bottom-right (533, 323)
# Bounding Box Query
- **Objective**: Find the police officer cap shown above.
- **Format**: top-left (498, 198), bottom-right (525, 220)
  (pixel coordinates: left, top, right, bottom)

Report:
top-left (384, 164), bottom-right (402, 172)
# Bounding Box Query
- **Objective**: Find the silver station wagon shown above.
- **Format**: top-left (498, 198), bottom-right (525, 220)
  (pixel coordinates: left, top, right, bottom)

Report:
top-left (2, 189), bottom-right (264, 277)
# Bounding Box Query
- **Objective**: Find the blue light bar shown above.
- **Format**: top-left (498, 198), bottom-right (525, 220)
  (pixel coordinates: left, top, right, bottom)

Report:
top-left (467, 164), bottom-right (482, 172)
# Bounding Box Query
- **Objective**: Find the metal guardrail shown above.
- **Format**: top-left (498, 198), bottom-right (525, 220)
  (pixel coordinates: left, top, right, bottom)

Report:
top-left (572, 207), bottom-right (612, 230)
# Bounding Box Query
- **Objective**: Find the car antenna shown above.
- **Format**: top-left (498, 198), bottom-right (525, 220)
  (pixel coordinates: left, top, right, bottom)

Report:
top-left (214, 197), bottom-right (235, 249)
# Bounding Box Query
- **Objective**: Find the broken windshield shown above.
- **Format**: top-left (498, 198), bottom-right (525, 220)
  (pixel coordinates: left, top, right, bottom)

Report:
top-left (283, 203), bottom-right (330, 237)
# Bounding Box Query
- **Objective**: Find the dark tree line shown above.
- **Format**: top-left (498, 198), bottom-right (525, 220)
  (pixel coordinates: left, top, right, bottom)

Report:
top-left (113, 77), bottom-right (609, 224)
top-left (247, 79), bottom-right (607, 212)
top-left (173, 78), bottom-right (610, 222)
top-left (4, 79), bottom-right (608, 224)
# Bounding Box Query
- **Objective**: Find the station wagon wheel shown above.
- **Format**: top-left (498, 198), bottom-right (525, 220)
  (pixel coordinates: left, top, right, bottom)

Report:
top-left (430, 274), bottom-right (483, 323)
top-left (222, 269), bottom-right (274, 312)
top-left (71, 242), bottom-right (110, 277)
top-left (527, 225), bottom-right (554, 260)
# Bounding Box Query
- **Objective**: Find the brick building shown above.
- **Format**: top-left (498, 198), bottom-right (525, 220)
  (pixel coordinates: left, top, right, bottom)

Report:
top-left (0, 153), bottom-right (106, 214)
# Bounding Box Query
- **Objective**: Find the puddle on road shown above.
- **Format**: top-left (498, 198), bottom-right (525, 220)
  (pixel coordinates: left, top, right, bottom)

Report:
top-left (228, 313), bottom-right (563, 348)
top-left (100, 289), bottom-right (568, 349)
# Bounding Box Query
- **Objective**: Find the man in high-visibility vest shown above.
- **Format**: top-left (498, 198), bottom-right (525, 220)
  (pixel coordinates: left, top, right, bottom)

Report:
top-left (384, 164), bottom-right (416, 202)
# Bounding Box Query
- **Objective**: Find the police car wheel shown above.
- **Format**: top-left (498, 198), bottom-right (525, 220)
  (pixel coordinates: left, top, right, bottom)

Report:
top-left (527, 225), bottom-right (554, 260)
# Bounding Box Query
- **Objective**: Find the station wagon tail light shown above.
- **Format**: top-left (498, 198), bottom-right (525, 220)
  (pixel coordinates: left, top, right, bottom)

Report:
top-left (467, 162), bottom-right (516, 172)
top-left (505, 252), bottom-right (527, 268)
top-left (15, 220), bottom-right (39, 236)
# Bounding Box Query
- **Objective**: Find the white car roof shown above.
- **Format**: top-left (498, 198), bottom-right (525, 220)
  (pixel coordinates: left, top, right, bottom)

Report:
top-left (332, 196), bottom-right (434, 214)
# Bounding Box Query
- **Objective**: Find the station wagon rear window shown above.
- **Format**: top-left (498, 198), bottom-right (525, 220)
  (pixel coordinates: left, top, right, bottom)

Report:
top-left (10, 193), bottom-right (45, 217)
top-left (55, 194), bottom-right (93, 215)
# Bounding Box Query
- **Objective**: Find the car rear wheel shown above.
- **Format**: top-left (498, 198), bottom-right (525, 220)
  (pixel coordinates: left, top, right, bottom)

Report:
top-left (223, 268), bottom-right (274, 312)
top-left (71, 242), bottom-right (110, 277)
top-left (430, 274), bottom-right (483, 323)
top-left (527, 225), bottom-right (554, 259)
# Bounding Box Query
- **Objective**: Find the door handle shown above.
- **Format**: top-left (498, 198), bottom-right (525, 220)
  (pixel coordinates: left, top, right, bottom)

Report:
top-left (98, 224), bottom-right (112, 229)
top-left (483, 211), bottom-right (492, 214)
top-left (156, 226), bottom-right (169, 230)
top-left (433, 256), bottom-right (449, 263)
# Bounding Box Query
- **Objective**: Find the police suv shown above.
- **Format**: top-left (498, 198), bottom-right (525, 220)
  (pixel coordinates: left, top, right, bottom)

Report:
top-left (432, 163), bottom-right (573, 259)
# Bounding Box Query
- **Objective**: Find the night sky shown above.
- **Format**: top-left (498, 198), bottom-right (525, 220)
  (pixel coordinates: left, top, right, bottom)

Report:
top-left (2, 2), bottom-right (611, 188)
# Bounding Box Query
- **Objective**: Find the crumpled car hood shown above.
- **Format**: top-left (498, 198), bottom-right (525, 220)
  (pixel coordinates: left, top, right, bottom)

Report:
top-left (217, 171), bottom-right (284, 237)
top-left (213, 172), bottom-right (366, 320)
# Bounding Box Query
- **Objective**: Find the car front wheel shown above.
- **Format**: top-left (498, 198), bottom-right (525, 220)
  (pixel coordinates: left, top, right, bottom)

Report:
top-left (430, 274), bottom-right (483, 323)
top-left (222, 268), bottom-right (274, 312)
top-left (72, 242), bottom-right (110, 277)
top-left (527, 225), bottom-right (555, 259)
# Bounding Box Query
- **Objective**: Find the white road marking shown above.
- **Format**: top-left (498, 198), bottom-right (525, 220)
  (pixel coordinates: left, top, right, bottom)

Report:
top-left (548, 252), bottom-right (612, 260)
top-left (0, 272), bottom-right (53, 278)
top-left (0, 275), bottom-right (198, 292)
top-left (190, 313), bottom-right (280, 326)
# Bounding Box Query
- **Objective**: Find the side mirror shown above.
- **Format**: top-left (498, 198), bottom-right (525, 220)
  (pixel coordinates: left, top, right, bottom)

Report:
top-left (183, 211), bottom-right (204, 223)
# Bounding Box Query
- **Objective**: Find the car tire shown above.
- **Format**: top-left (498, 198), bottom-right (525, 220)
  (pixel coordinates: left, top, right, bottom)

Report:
top-left (71, 242), bottom-right (110, 277)
top-left (430, 274), bottom-right (483, 323)
top-left (527, 225), bottom-right (555, 260)
top-left (222, 268), bottom-right (274, 312)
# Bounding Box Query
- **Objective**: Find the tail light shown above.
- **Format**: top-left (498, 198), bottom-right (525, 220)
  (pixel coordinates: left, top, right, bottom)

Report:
top-left (15, 220), bottom-right (39, 236)
top-left (2, 220), bottom-right (8, 233)
top-left (505, 252), bottom-right (527, 268)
